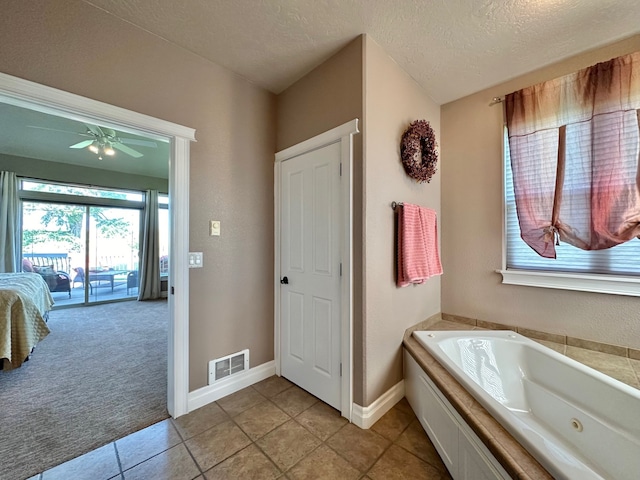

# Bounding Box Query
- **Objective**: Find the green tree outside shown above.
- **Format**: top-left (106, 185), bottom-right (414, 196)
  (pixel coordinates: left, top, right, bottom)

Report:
top-left (22, 183), bottom-right (132, 253)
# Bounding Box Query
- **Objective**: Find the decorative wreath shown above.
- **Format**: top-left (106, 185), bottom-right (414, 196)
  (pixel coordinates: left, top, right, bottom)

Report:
top-left (400, 119), bottom-right (438, 183)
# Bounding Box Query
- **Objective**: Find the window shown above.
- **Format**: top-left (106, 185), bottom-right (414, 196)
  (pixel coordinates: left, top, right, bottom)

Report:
top-left (20, 180), bottom-right (143, 305)
top-left (19, 179), bottom-right (170, 304)
top-left (22, 180), bottom-right (144, 201)
top-left (500, 52), bottom-right (640, 296)
top-left (505, 127), bottom-right (640, 276)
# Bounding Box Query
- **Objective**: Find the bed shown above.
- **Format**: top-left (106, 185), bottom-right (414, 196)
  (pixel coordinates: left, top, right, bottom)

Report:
top-left (0, 273), bottom-right (53, 370)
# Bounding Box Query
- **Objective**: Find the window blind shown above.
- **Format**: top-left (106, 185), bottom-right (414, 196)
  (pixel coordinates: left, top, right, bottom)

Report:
top-left (504, 127), bottom-right (640, 276)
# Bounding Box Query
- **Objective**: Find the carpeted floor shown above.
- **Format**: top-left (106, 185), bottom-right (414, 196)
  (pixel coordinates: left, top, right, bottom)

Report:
top-left (0, 300), bottom-right (169, 480)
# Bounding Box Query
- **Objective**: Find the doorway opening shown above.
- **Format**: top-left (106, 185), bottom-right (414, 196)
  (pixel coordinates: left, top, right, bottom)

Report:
top-left (0, 71), bottom-right (194, 417)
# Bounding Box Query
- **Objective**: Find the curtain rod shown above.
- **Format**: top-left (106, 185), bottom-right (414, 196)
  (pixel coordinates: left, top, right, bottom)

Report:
top-left (489, 96), bottom-right (504, 106)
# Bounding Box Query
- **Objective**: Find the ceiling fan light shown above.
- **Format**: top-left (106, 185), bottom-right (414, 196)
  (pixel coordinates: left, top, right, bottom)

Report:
top-left (88, 141), bottom-right (99, 154)
top-left (103, 145), bottom-right (115, 156)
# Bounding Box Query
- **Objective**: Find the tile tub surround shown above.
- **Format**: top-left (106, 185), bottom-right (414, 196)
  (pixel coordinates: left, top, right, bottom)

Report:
top-left (32, 376), bottom-right (452, 480)
top-left (442, 312), bottom-right (640, 361)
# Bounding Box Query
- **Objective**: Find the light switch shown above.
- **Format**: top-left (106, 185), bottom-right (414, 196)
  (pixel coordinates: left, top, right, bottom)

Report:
top-left (210, 220), bottom-right (221, 236)
top-left (188, 252), bottom-right (203, 268)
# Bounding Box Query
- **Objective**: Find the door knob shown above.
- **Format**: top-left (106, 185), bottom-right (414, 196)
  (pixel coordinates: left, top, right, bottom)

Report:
top-left (280, 276), bottom-right (289, 285)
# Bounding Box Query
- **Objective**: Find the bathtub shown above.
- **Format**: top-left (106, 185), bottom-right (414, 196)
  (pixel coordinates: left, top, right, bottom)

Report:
top-left (411, 330), bottom-right (640, 480)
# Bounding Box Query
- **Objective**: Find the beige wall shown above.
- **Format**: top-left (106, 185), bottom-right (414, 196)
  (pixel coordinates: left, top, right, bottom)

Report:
top-left (0, 154), bottom-right (168, 192)
top-left (276, 36), bottom-right (366, 403)
top-left (441, 35), bottom-right (640, 350)
top-left (9, 0), bottom-right (633, 411)
top-left (276, 35), bottom-right (442, 407)
top-left (0, 0), bottom-right (277, 390)
top-left (362, 37), bottom-right (441, 405)
top-left (276, 36), bottom-right (364, 151)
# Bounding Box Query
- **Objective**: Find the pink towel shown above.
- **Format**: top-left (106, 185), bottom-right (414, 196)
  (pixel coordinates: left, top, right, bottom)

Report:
top-left (397, 203), bottom-right (443, 287)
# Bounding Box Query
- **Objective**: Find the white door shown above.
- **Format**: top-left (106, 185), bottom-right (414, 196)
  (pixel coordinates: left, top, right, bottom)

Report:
top-left (280, 141), bottom-right (342, 409)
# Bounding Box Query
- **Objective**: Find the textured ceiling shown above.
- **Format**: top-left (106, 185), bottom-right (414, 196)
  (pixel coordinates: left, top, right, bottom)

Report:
top-left (82, 0), bottom-right (640, 104)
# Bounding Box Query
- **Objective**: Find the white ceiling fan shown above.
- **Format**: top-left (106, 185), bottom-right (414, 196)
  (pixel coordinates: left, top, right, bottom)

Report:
top-left (28, 123), bottom-right (157, 160)
top-left (69, 124), bottom-right (156, 159)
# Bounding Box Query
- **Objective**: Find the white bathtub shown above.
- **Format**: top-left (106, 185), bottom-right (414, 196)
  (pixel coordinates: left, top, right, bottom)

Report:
top-left (412, 330), bottom-right (640, 480)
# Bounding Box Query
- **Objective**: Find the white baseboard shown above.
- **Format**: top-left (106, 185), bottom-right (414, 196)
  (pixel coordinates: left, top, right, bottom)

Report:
top-left (187, 360), bottom-right (276, 412)
top-left (351, 380), bottom-right (405, 429)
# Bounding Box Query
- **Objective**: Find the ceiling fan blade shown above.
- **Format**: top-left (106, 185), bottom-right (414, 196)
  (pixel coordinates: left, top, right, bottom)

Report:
top-left (120, 138), bottom-right (158, 148)
top-left (27, 125), bottom-right (91, 136)
top-left (113, 142), bottom-right (143, 158)
top-left (85, 124), bottom-right (103, 136)
top-left (69, 140), bottom-right (95, 149)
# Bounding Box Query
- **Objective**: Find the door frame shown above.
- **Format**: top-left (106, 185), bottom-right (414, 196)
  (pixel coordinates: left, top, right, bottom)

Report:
top-left (0, 72), bottom-right (195, 418)
top-left (274, 119), bottom-right (358, 420)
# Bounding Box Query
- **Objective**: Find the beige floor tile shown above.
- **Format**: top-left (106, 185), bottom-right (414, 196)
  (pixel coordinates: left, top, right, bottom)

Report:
top-left (368, 444), bottom-right (447, 479)
top-left (122, 443), bottom-right (201, 480)
top-left (217, 387), bottom-right (267, 417)
top-left (253, 375), bottom-right (294, 398)
top-left (326, 423), bottom-right (390, 472)
top-left (256, 420), bottom-right (321, 471)
top-left (371, 405), bottom-right (414, 441)
top-left (271, 386), bottom-right (318, 416)
top-left (234, 400), bottom-right (290, 440)
top-left (185, 420), bottom-right (252, 472)
top-left (204, 444), bottom-right (281, 480)
top-left (116, 419), bottom-right (182, 471)
top-left (287, 445), bottom-right (360, 480)
top-left (172, 402), bottom-right (230, 440)
top-left (393, 397), bottom-right (415, 417)
top-left (294, 402), bottom-right (347, 440)
top-left (395, 420), bottom-right (447, 473)
top-left (41, 443), bottom-right (120, 480)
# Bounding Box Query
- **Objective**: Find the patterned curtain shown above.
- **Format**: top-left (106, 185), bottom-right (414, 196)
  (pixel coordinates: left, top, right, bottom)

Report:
top-left (0, 171), bottom-right (20, 272)
top-left (506, 52), bottom-right (640, 258)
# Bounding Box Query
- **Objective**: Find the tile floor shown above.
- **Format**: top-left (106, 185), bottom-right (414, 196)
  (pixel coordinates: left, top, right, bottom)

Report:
top-left (25, 324), bottom-right (640, 480)
top-left (28, 376), bottom-right (452, 480)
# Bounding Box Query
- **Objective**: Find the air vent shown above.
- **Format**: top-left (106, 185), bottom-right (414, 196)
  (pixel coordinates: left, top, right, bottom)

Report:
top-left (208, 349), bottom-right (249, 385)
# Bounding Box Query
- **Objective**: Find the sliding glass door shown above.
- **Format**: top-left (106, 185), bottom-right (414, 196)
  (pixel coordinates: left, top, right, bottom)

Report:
top-left (21, 191), bottom-right (142, 307)
top-left (22, 201), bottom-right (85, 306)
top-left (20, 180), bottom-right (169, 308)
top-left (86, 206), bottom-right (140, 303)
